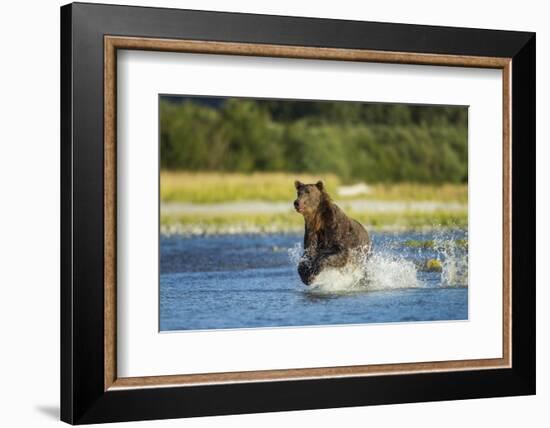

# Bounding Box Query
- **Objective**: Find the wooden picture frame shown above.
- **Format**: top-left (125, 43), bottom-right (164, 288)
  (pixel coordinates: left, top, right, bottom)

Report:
top-left (61, 2), bottom-right (535, 424)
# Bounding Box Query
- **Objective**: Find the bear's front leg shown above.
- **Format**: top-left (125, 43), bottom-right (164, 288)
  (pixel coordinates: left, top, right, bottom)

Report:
top-left (298, 259), bottom-right (316, 285)
top-left (297, 249), bottom-right (350, 285)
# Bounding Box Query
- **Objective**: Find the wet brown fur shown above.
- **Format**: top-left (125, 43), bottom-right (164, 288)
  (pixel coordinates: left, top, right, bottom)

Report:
top-left (294, 180), bottom-right (371, 285)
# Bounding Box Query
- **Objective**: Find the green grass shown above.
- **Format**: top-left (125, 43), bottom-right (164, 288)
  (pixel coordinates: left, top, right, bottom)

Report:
top-left (161, 209), bottom-right (467, 234)
top-left (364, 182), bottom-right (467, 203)
top-left (402, 238), bottom-right (468, 249)
top-left (160, 172), bottom-right (340, 203)
top-left (353, 210), bottom-right (467, 229)
top-left (160, 171), bottom-right (468, 203)
top-left (160, 171), bottom-right (467, 234)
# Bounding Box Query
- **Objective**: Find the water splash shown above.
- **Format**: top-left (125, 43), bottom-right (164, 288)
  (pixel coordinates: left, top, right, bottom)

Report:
top-left (287, 243), bottom-right (303, 266)
top-left (288, 244), bottom-right (420, 294)
top-left (287, 229), bottom-right (468, 293)
top-left (431, 231), bottom-right (468, 287)
top-left (362, 252), bottom-right (420, 291)
top-left (308, 264), bottom-right (367, 294)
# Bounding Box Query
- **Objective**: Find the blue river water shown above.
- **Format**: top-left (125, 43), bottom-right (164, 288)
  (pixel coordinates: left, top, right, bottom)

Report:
top-left (160, 231), bottom-right (468, 331)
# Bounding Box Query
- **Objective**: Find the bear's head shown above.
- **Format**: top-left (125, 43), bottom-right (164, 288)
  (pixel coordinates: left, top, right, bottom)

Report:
top-left (293, 180), bottom-right (327, 216)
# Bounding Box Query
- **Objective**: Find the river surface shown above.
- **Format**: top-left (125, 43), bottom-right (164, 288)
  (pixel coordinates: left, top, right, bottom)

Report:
top-left (160, 230), bottom-right (468, 331)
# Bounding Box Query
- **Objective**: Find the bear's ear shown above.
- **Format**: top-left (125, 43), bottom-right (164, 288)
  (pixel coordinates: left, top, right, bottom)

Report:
top-left (294, 180), bottom-right (304, 189)
top-left (315, 180), bottom-right (324, 191)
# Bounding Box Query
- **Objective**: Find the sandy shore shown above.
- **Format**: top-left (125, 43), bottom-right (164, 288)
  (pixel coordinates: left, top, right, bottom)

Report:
top-left (161, 199), bottom-right (467, 236)
top-left (161, 199), bottom-right (467, 215)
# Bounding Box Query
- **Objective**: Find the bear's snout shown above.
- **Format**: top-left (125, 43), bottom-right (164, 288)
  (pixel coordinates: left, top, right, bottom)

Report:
top-left (294, 200), bottom-right (300, 211)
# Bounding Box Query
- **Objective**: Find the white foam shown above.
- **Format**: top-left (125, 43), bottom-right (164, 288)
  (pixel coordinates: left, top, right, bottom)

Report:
top-left (432, 234), bottom-right (469, 288)
top-left (362, 252), bottom-right (420, 291)
top-left (287, 229), bottom-right (469, 293)
top-left (288, 244), bottom-right (421, 294)
top-left (309, 265), bottom-right (367, 294)
top-left (287, 243), bottom-right (303, 266)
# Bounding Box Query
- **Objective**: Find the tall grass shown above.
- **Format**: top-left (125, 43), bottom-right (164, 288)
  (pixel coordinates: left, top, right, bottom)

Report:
top-left (160, 172), bottom-right (340, 203)
top-left (160, 171), bottom-right (467, 203)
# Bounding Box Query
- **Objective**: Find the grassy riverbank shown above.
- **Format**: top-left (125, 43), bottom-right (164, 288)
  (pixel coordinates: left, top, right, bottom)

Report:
top-left (160, 172), bottom-right (467, 234)
top-left (161, 209), bottom-right (467, 235)
top-left (160, 171), bottom-right (467, 203)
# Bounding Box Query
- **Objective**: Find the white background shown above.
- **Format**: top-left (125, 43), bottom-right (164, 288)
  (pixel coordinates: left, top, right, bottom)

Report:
top-left (0, 0), bottom-right (546, 427)
top-left (118, 51), bottom-right (503, 377)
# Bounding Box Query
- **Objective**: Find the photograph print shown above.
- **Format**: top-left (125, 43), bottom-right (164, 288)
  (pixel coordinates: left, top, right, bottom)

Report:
top-left (159, 95), bottom-right (468, 331)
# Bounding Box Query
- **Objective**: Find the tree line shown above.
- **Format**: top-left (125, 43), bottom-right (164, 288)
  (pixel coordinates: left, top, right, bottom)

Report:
top-left (160, 97), bottom-right (468, 183)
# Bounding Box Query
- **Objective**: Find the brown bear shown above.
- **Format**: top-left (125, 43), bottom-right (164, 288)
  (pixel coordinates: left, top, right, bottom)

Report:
top-left (293, 180), bottom-right (372, 285)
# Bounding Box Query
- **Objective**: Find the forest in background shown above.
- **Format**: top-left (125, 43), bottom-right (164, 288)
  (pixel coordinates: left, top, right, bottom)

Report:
top-left (160, 96), bottom-right (468, 184)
